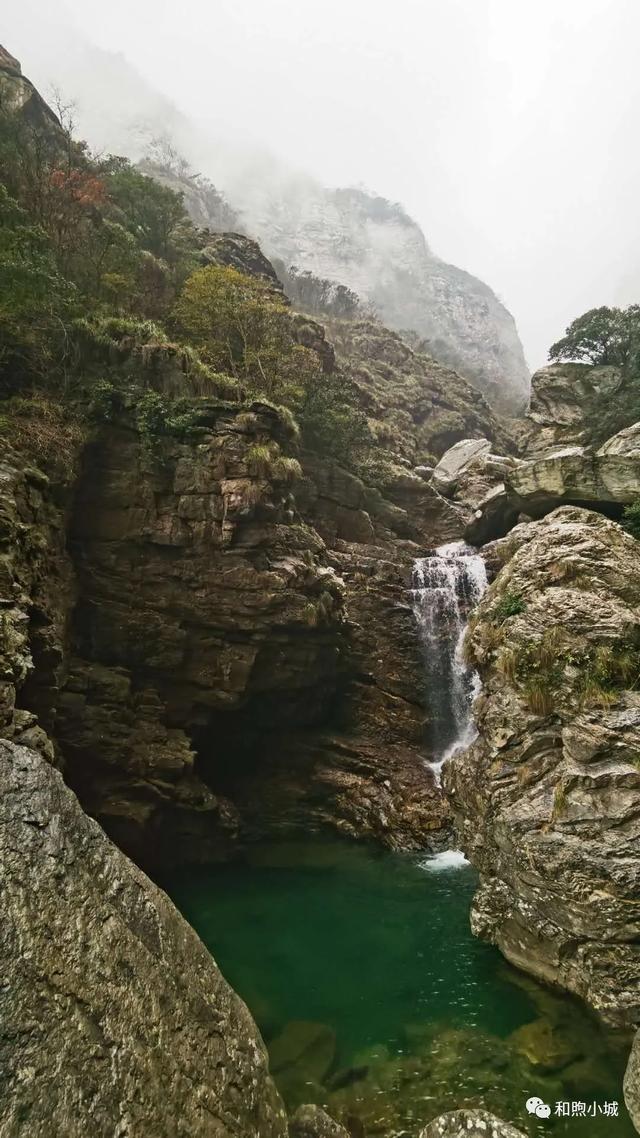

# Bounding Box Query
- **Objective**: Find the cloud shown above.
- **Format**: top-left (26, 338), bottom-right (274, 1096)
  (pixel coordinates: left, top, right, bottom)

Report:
top-left (3, 0), bottom-right (640, 369)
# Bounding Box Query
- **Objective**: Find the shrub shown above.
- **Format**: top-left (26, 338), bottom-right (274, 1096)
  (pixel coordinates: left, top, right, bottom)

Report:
top-left (623, 499), bottom-right (640, 540)
top-left (492, 591), bottom-right (526, 622)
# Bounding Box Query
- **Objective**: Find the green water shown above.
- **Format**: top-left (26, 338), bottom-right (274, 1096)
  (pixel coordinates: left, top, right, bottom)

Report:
top-left (165, 840), bottom-right (634, 1137)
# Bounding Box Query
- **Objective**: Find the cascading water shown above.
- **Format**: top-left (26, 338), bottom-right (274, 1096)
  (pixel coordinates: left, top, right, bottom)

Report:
top-left (411, 541), bottom-right (487, 785)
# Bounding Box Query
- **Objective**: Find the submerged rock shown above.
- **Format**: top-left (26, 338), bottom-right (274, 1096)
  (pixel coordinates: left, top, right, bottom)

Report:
top-left (289, 1104), bottom-right (350, 1138)
top-left (269, 1021), bottom-right (337, 1084)
top-left (448, 506), bottom-right (640, 1026)
top-left (419, 1110), bottom-right (527, 1137)
top-left (0, 737), bottom-right (287, 1138)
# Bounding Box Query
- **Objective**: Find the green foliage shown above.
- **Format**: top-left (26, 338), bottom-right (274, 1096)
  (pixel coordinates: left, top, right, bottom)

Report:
top-left (503, 628), bottom-right (640, 716)
top-left (245, 442), bottom-right (302, 483)
top-left (173, 265), bottom-right (298, 391)
top-left (0, 91), bottom-right (372, 470)
top-left (297, 368), bottom-right (372, 466)
top-left (492, 591), bottom-right (526, 622)
top-left (274, 261), bottom-right (364, 320)
top-left (549, 305), bottom-right (640, 369)
top-left (623, 499), bottom-right (640, 540)
top-left (0, 185), bottom-right (75, 383)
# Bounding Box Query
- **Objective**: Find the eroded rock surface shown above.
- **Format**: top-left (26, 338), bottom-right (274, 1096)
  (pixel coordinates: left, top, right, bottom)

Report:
top-left (447, 507), bottom-right (640, 1026)
top-left (0, 737), bottom-right (288, 1138)
top-left (625, 1030), bottom-right (640, 1134)
top-left (419, 1111), bottom-right (526, 1138)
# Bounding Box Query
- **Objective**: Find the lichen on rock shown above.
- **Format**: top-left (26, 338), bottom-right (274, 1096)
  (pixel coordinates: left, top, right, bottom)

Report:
top-left (447, 506), bottom-right (640, 1026)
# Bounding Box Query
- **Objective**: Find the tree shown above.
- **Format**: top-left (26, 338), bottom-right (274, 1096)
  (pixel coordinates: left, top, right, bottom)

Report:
top-left (549, 305), bottom-right (640, 369)
top-left (0, 185), bottom-right (75, 384)
top-left (172, 264), bottom-right (297, 393)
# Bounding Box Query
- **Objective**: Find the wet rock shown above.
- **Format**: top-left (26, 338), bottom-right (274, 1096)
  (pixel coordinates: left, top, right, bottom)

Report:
top-left (509, 1018), bottom-right (583, 1072)
top-left (448, 506), bottom-right (640, 1026)
top-left (419, 1110), bottom-right (527, 1137)
top-left (289, 1104), bottom-right (350, 1138)
top-left (624, 1030), bottom-right (640, 1134)
top-left (0, 737), bottom-right (287, 1138)
top-left (269, 1021), bottom-right (337, 1083)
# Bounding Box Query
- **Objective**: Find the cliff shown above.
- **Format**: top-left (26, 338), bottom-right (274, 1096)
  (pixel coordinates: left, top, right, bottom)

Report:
top-left (237, 184), bottom-right (530, 415)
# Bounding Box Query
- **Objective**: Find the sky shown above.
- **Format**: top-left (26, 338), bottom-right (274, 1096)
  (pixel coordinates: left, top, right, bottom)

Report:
top-left (4, 0), bottom-right (640, 369)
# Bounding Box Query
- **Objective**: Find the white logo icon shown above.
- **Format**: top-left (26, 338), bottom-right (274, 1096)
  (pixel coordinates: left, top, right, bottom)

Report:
top-left (526, 1097), bottom-right (551, 1119)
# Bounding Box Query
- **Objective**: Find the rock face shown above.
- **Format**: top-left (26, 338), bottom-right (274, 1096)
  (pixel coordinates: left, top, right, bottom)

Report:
top-left (0, 737), bottom-right (288, 1138)
top-left (0, 236), bottom-right (481, 866)
top-left (231, 184), bottom-right (530, 414)
top-left (625, 1031), bottom-right (640, 1134)
top-left (467, 420), bottom-right (640, 544)
top-left (447, 507), bottom-right (640, 1026)
top-left (419, 1111), bottom-right (526, 1138)
top-left (507, 441), bottom-right (640, 518)
top-left (517, 362), bottom-right (639, 455)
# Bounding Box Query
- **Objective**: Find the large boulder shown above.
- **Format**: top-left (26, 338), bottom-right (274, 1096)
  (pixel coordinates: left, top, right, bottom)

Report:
top-left (419, 1110), bottom-right (526, 1137)
top-left (518, 363), bottom-right (625, 454)
top-left (625, 1031), bottom-right (640, 1134)
top-left (506, 441), bottom-right (640, 518)
top-left (447, 507), bottom-right (640, 1026)
top-left (0, 738), bottom-right (288, 1138)
top-left (468, 421), bottom-right (640, 542)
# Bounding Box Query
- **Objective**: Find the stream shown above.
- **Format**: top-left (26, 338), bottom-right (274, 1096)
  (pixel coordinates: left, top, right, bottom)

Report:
top-left (165, 542), bottom-right (634, 1137)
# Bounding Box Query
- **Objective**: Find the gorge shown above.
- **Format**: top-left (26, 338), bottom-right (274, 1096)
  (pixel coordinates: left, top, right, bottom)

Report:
top-left (0, 42), bottom-right (639, 1138)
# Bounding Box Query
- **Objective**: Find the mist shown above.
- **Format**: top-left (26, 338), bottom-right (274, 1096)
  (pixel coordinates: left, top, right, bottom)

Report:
top-left (4, 0), bottom-right (640, 370)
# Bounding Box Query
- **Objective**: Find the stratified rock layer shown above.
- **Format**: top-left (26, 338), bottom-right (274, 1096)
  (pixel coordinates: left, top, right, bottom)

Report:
top-left (447, 507), bottom-right (640, 1027)
top-left (0, 737), bottom-right (287, 1138)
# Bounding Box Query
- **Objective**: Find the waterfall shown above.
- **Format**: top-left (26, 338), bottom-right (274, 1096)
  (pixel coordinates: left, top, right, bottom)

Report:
top-left (411, 541), bottom-right (487, 784)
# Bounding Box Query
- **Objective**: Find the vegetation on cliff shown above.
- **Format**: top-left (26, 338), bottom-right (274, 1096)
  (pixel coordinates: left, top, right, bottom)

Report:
top-left (0, 95), bottom-right (370, 470)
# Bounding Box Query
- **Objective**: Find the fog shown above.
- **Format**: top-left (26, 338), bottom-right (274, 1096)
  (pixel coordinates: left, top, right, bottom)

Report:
top-left (4, 0), bottom-right (640, 369)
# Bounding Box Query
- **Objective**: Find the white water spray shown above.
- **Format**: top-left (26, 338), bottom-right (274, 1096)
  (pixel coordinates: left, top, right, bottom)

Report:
top-left (412, 541), bottom-right (487, 870)
top-left (411, 541), bottom-right (487, 782)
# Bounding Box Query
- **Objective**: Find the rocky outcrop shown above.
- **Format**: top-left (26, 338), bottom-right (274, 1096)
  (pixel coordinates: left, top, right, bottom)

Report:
top-left (0, 736), bottom-right (288, 1138)
top-left (431, 438), bottom-right (521, 538)
top-left (625, 1031), bottom-right (640, 1134)
top-left (326, 319), bottom-right (507, 466)
top-left (447, 507), bottom-right (640, 1026)
top-left (419, 1111), bottom-right (526, 1138)
top-left (507, 440), bottom-right (640, 518)
top-left (231, 184), bottom-right (530, 414)
top-left (467, 420), bottom-right (640, 543)
top-left (516, 362), bottom-right (640, 456)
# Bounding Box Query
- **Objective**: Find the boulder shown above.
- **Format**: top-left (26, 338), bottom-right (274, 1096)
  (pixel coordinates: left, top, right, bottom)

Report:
top-left (624, 1031), bottom-right (640, 1134)
top-left (289, 1104), bottom-right (350, 1138)
top-left (419, 1110), bottom-right (526, 1137)
top-left (0, 737), bottom-right (287, 1138)
top-left (597, 420), bottom-right (640, 457)
top-left (519, 363), bottom-right (625, 454)
top-left (447, 507), bottom-right (640, 1026)
top-left (506, 443), bottom-right (640, 517)
top-left (431, 437), bottom-right (492, 495)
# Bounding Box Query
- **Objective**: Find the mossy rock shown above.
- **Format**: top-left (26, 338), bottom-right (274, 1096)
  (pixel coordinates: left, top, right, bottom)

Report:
top-left (269, 1020), bottom-right (336, 1082)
